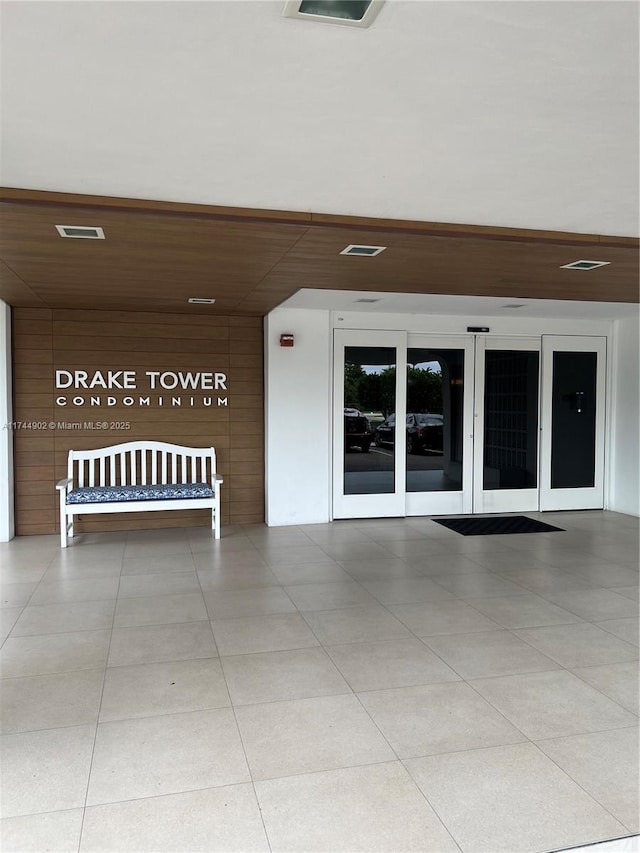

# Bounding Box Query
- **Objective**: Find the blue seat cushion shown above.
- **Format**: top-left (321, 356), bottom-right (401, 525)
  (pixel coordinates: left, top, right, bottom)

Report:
top-left (67, 483), bottom-right (214, 504)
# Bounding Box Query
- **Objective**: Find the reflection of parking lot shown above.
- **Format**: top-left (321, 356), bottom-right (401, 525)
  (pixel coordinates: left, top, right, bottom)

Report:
top-left (344, 446), bottom-right (444, 472)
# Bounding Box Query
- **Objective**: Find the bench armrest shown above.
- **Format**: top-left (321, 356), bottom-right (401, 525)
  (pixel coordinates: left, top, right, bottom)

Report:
top-left (56, 478), bottom-right (73, 491)
top-left (213, 474), bottom-right (224, 483)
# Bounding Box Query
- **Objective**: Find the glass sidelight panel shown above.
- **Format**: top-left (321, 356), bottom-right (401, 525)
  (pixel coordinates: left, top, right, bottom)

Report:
top-left (539, 335), bottom-right (605, 512)
top-left (343, 346), bottom-right (396, 495)
top-left (551, 351), bottom-right (597, 489)
top-left (405, 349), bottom-right (465, 492)
top-left (483, 351), bottom-right (539, 490)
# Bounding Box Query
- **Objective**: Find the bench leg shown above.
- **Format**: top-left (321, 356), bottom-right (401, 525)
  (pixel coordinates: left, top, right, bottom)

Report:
top-left (60, 500), bottom-right (67, 548)
top-left (68, 516), bottom-right (74, 541)
top-left (212, 496), bottom-right (220, 539)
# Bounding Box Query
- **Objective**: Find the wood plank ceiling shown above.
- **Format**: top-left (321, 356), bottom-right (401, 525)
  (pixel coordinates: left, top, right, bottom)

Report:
top-left (1, 188), bottom-right (638, 316)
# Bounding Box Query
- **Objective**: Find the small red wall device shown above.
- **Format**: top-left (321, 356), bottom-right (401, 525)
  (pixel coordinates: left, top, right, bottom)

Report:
top-left (280, 333), bottom-right (294, 347)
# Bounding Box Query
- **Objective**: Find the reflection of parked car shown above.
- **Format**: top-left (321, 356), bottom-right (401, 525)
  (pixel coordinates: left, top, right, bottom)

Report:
top-left (363, 412), bottom-right (385, 431)
top-left (374, 414), bottom-right (396, 447)
top-left (408, 413), bottom-right (443, 454)
top-left (344, 409), bottom-right (373, 453)
top-left (375, 413), bottom-right (444, 454)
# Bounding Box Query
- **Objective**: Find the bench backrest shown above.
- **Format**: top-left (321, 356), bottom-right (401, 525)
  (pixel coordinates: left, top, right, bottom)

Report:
top-left (67, 441), bottom-right (217, 488)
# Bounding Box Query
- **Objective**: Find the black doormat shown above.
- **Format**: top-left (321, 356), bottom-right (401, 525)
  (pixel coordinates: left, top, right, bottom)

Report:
top-left (432, 516), bottom-right (565, 536)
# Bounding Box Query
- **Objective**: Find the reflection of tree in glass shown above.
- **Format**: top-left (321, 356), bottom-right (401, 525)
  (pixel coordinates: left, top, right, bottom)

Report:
top-left (344, 363), bottom-right (442, 417)
top-left (360, 370), bottom-right (394, 416)
top-left (344, 362), bottom-right (365, 409)
top-left (407, 365), bottom-right (442, 413)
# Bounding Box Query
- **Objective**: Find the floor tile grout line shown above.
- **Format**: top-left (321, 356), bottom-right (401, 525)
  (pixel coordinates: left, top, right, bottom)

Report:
top-left (401, 741), bottom-right (634, 844)
top-left (454, 671), bottom-right (547, 746)
top-left (0, 805), bottom-right (87, 825)
top-left (531, 721), bottom-right (640, 745)
top-left (64, 757), bottom-right (431, 812)
top-left (1, 552), bottom-right (61, 648)
top-left (562, 668), bottom-right (640, 718)
top-left (506, 626), bottom-right (640, 669)
top-left (391, 763), bottom-right (465, 853)
top-left (593, 618), bottom-right (640, 646)
top-left (460, 626), bottom-right (639, 689)
top-left (54, 731), bottom-right (625, 804)
top-left (318, 580), bottom-right (542, 760)
top-left (192, 564), bottom-right (274, 853)
top-left (76, 540), bottom-right (124, 853)
top-left (93, 697), bottom-right (237, 728)
top-left (453, 593), bottom-right (588, 631)
top-left (0, 716), bottom-right (107, 739)
top-left (341, 665), bottom-right (469, 852)
top-left (527, 739), bottom-right (634, 836)
top-left (459, 660), bottom-right (639, 752)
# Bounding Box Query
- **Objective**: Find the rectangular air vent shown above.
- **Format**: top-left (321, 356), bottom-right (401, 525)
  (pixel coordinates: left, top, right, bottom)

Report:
top-left (355, 298), bottom-right (381, 303)
top-left (282, 0), bottom-right (385, 28)
top-left (188, 297), bottom-right (216, 304)
top-left (560, 260), bottom-right (610, 270)
top-left (55, 225), bottom-right (105, 239)
top-left (340, 244), bottom-right (386, 257)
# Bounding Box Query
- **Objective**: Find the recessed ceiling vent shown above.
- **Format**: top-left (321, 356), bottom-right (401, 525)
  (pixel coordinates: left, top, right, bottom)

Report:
top-left (188, 298), bottom-right (216, 304)
top-left (503, 304), bottom-right (526, 309)
top-left (355, 298), bottom-right (381, 303)
top-left (55, 225), bottom-right (105, 239)
top-left (560, 260), bottom-right (610, 270)
top-left (340, 244), bottom-right (386, 257)
top-left (282, 0), bottom-right (385, 28)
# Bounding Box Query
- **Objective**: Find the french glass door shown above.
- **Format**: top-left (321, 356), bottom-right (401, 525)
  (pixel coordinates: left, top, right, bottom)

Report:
top-left (333, 330), bottom-right (606, 519)
top-left (333, 330), bottom-right (473, 518)
top-left (539, 336), bottom-right (606, 510)
top-left (404, 335), bottom-right (474, 516)
top-left (473, 337), bottom-right (541, 513)
top-left (333, 330), bottom-right (406, 518)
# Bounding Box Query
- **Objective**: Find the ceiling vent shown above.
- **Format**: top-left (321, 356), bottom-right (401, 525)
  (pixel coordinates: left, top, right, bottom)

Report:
top-left (560, 260), bottom-right (610, 270)
top-left (188, 297), bottom-right (216, 304)
top-left (55, 225), bottom-right (105, 239)
top-left (355, 298), bottom-right (381, 303)
top-left (503, 304), bottom-right (526, 309)
top-left (282, 0), bottom-right (385, 28)
top-left (340, 244), bottom-right (386, 257)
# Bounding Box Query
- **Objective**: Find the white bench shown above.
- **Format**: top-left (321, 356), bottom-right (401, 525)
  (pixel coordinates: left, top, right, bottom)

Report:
top-left (55, 441), bottom-right (223, 547)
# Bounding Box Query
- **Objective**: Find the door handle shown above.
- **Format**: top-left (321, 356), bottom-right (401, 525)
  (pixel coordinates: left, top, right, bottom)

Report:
top-left (562, 391), bottom-right (585, 413)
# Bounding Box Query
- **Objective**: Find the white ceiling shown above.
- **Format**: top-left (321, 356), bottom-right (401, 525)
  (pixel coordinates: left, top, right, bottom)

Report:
top-left (283, 288), bottom-right (640, 319)
top-left (1, 1), bottom-right (638, 237)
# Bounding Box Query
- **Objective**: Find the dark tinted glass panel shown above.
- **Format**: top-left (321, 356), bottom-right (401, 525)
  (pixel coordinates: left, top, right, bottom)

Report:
top-left (405, 349), bottom-right (464, 493)
top-left (344, 346), bottom-right (395, 495)
top-left (551, 351), bottom-right (597, 489)
top-left (483, 351), bottom-right (539, 490)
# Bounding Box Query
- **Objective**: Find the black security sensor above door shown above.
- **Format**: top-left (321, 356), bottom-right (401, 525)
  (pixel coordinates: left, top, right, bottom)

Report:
top-left (467, 326), bottom-right (490, 333)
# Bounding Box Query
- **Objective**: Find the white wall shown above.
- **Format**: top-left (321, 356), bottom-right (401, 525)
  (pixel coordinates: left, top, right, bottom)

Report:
top-left (265, 308), bottom-right (332, 526)
top-left (0, 300), bottom-right (15, 541)
top-left (609, 316), bottom-right (640, 516)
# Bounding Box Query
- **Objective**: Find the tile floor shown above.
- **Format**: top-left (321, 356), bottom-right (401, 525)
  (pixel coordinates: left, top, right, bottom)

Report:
top-left (0, 510), bottom-right (638, 853)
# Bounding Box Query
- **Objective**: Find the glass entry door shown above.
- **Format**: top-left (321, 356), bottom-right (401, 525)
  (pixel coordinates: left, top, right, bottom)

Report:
top-left (333, 330), bottom-right (473, 519)
top-left (540, 336), bottom-right (606, 510)
top-left (333, 330), bottom-right (606, 520)
top-left (473, 337), bottom-right (541, 513)
top-left (404, 335), bottom-right (474, 516)
top-left (333, 330), bottom-right (407, 518)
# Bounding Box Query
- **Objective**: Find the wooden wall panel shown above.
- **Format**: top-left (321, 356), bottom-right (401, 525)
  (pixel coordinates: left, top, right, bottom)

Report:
top-left (12, 307), bottom-right (264, 535)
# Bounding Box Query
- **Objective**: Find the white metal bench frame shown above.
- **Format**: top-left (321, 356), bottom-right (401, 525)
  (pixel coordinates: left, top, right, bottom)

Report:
top-left (55, 440), bottom-right (223, 547)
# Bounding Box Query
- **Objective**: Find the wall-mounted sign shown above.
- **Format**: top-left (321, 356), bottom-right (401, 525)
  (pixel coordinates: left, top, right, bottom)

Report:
top-left (54, 370), bottom-right (228, 407)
